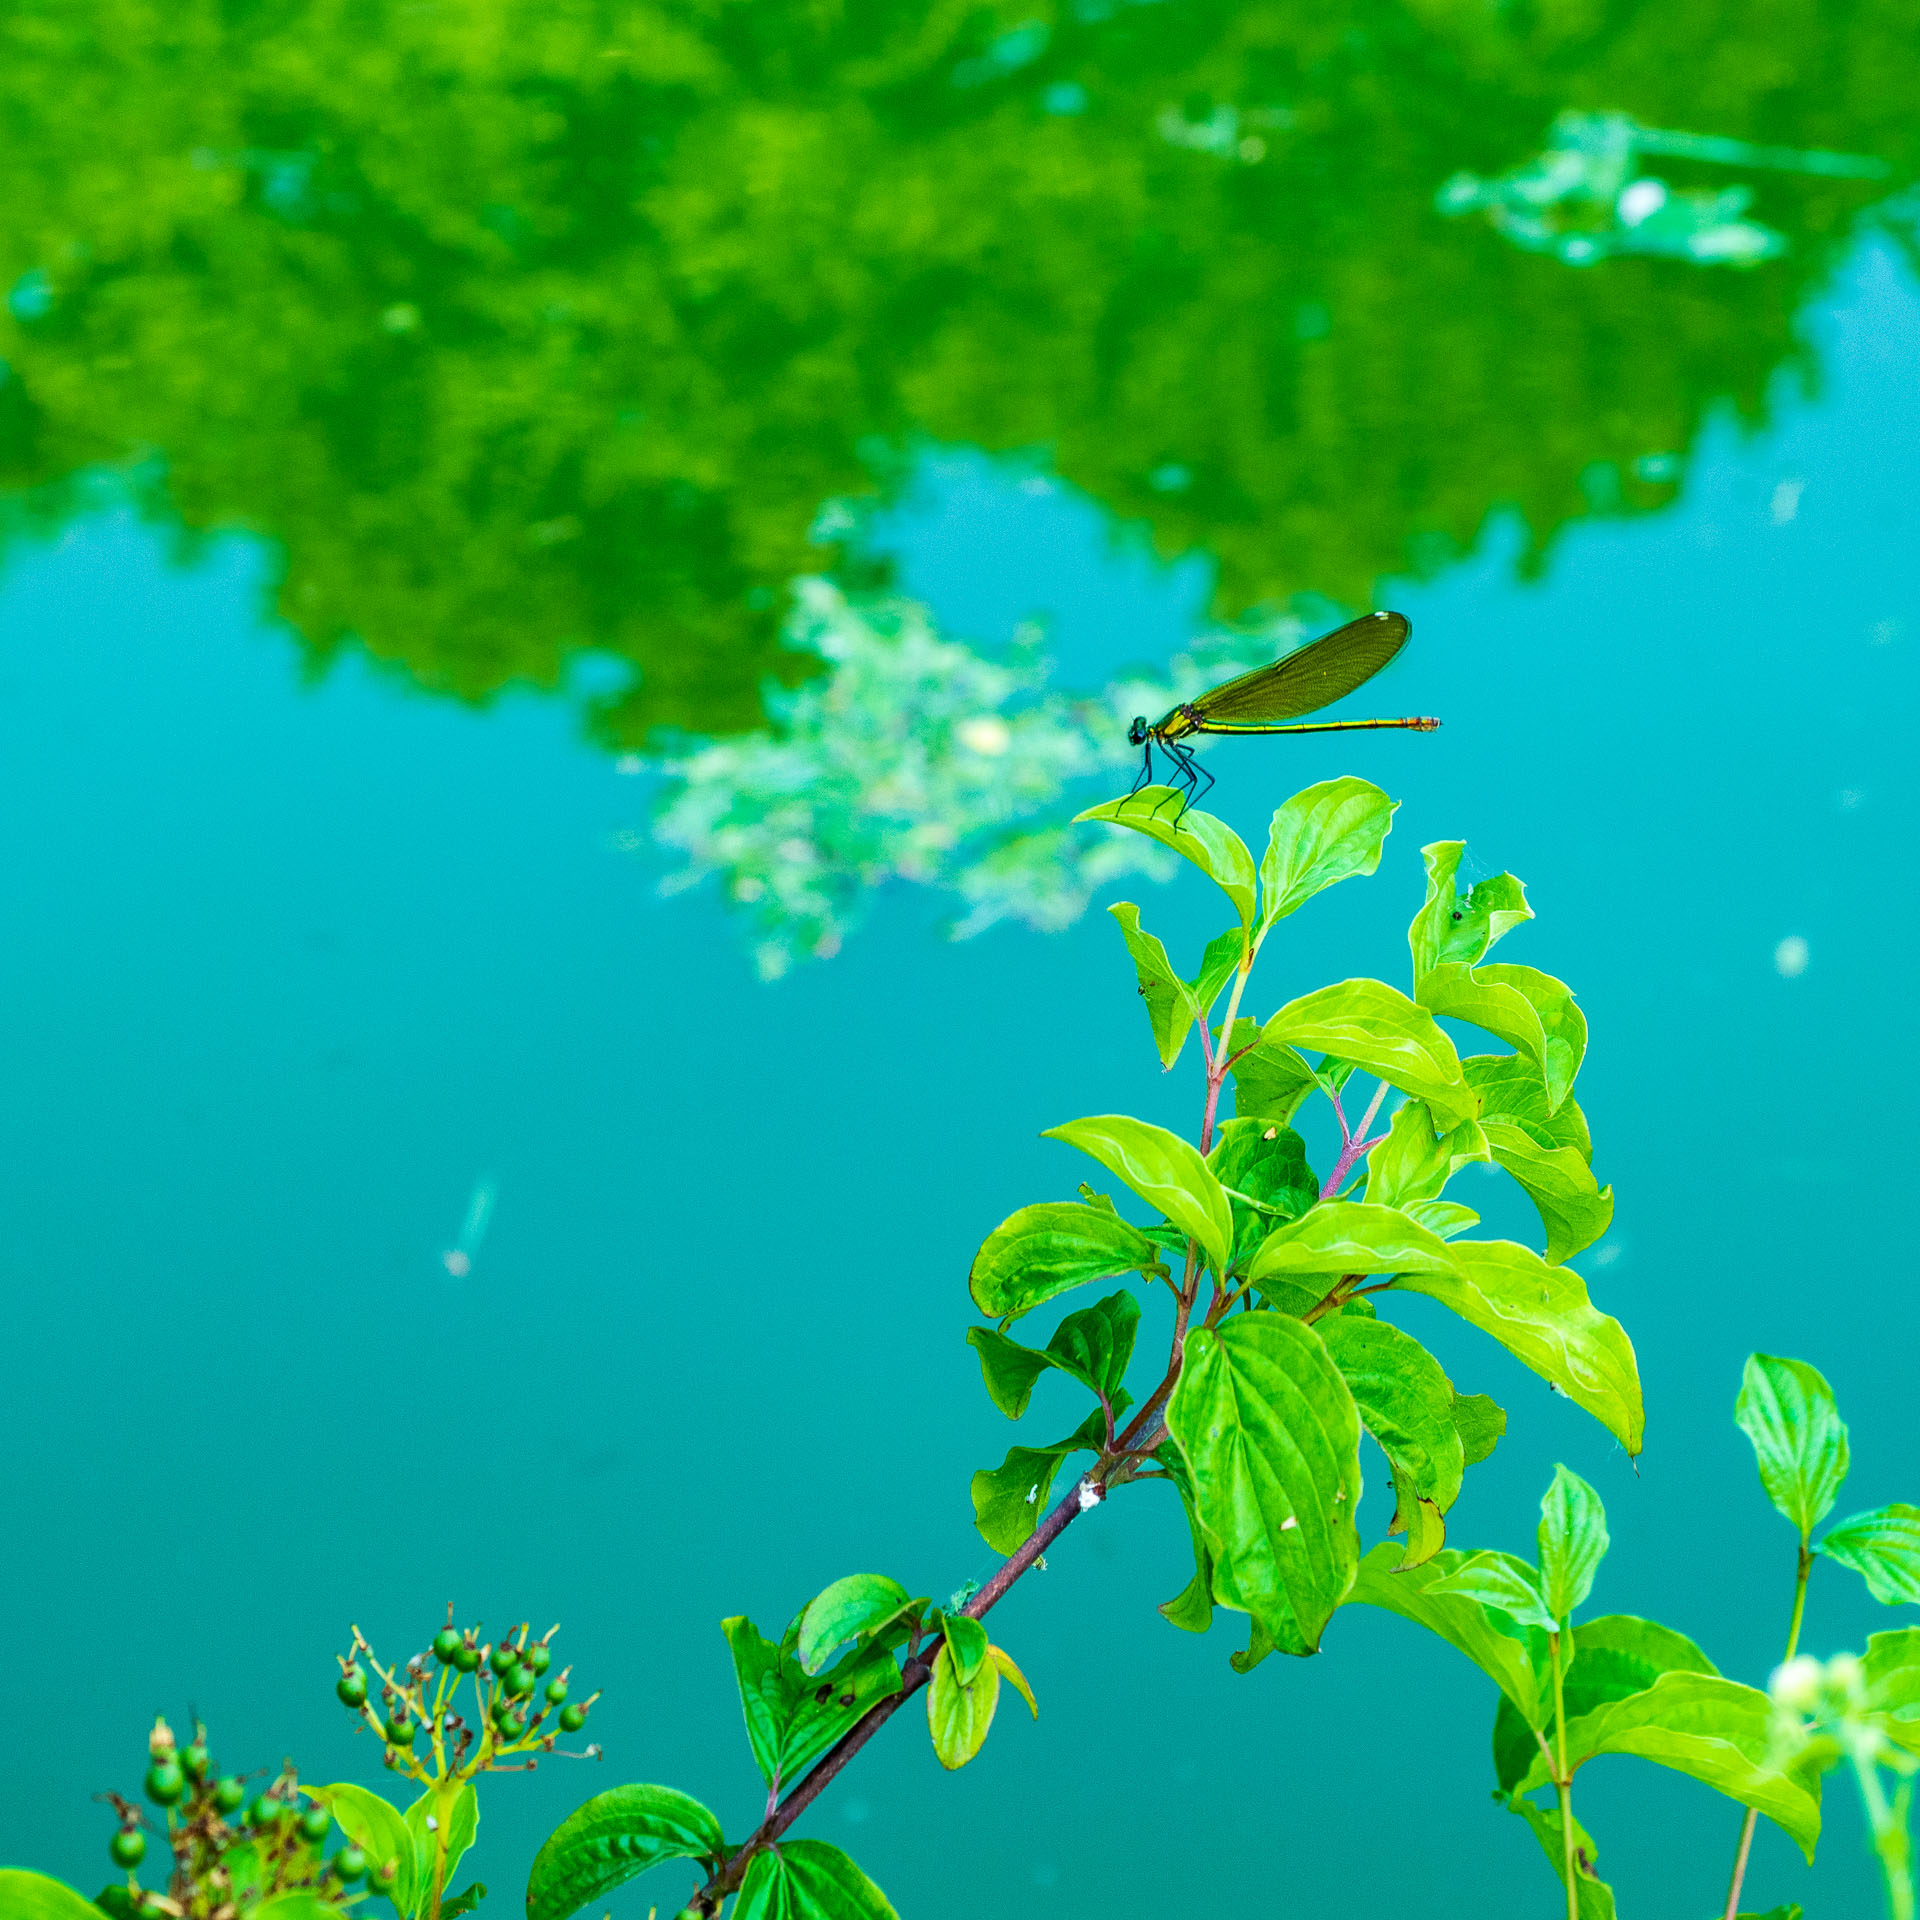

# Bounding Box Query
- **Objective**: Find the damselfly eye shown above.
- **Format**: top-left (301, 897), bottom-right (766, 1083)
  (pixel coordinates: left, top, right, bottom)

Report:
top-left (1128, 716), bottom-right (1149, 746)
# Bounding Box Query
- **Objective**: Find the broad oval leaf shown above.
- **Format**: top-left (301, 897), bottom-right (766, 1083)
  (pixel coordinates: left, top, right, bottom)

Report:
top-left (968, 1200), bottom-right (1163, 1322)
top-left (1246, 1200), bottom-right (1459, 1289)
top-left (967, 1290), bottom-right (1138, 1419)
top-left (1342, 1542), bottom-right (1549, 1726)
top-left (1228, 1032), bottom-right (1322, 1128)
top-left (319, 1782), bottom-right (415, 1914)
top-left (1818, 1504), bottom-right (1920, 1605)
top-left (1256, 777), bottom-right (1396, 935)
top-left (1074, 790), bottom-right (1257, 928)
top-left (1482, 1119), bottom-right (1612, 1264)
top-left (1453, 1391), bottom-right (1506, 1465)
top-left (734, 1839), bottom-right (898, 1920)
top-left (1862, 1627), bottom-right (1920, 1755)
top-left (1427, 1550), bottom-right (1558, 1632)
top-left (1465, 1053), bottom-right (1593, 1161)
top-left (797, 1574), bottom-right (914, 1676)
top-left (1736, 1353), bottom-right (1850, 1541)
top-left (1364, 1098), bottom-right (1489, 1209)
top-left (1516, 1673), bottom-right (1824, 1862)
top-left (1319, 1315), bottom-right (1464, 1512)
top-left (1419, 962), bottom-right (1587, 1114)
top-left (1493, 1613), bottom-right (1719, 1794)
top-left (1538, 1464), bottom-right (1609, 1621)
top-left (1107, 902), bottom-right (1199, 1069)
top-left (524, 1784), bottom-right (725, 1920)
top-left (1261, 979), bottom-right (1476, 1128)
top-left (723, 1618), bottom-right (903, 1790)
top-left (1409, 841), bottom-right (1533, 978)
top-left (1390, 1240), bottom-right (1643, 1455)
top-left (1165, 1314), bottom-right (1362, 1655)
top-left (0, 1873), bottom-right (120, 1920)
top-left (1208, 1118), bottom-right (1317, 1270)
top-left (926, 1639), bottom-right (1001, 1769)
top-left (1043, 1115), bottom-right (1233, 1279)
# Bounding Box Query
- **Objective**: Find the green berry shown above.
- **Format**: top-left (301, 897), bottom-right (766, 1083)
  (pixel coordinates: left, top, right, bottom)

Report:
top-left (496, 1711), bottom-right (526, 1740)
top-left (558, 1705), bottom-right (586, 1733)
top-left (385, 1716), bottom-right (414, 1749)
top-left (488, 1644), bottom-right (517, 1676)
top-left (247, 1797), bottom-right (279, 1828)
top-left (453, 1643), bottom-right (479, 1672)
top-left (110, 1829), bottom-right (147, 1868)
top-left (144, 1761), bottom-right (185, 1806)
top-left (333, 1846), bottom-right (367, 1882)
top-left (544, 1678), bottom-right (568, 1705)
top-left (299, 1808), bottom-right (331, 1844)
top-left (181, 1742), bottom-right (211, 1781)
top-left (213, 1777), bottom-right (245, 1815)
top-left (337, 1670), bottom-right (368, 1709)
top-left (507, 1663), bottom-right (535, 1697)
top-left (526, 1644), bottom-right (552, 1676)
top-left (432, 1628), bottom-right (463, 1663)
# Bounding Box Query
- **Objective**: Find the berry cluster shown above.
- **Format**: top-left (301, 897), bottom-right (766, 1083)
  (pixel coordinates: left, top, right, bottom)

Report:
top-left (336, 1607), bottom-right (600, 1782)
top-left (100, 1717), bottom-right (357, 1918)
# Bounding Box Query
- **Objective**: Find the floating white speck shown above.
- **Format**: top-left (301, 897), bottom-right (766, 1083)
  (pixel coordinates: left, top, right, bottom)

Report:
top-left (614, 753), bottom-right (644, 775)
top-left (956, 716), bottom-right (1013, 757)
top-left (1280, 1515), bottom-right (1298, 1532)
top-left (1872, 618), bottom-right (1903, 645)
top-left (1617, 178), bottom-right (1667, 226)
top-left (1838, 789), bottom-right (1865, 810)
top-left (1770, 479), bottom-right (1804, 525)
top-left (1774, 935), bottom-right (1810, 979)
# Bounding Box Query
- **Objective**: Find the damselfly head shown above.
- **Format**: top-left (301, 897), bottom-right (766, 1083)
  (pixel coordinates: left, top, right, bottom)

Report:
top-left (1127, 715), bottom-right (1150, 746)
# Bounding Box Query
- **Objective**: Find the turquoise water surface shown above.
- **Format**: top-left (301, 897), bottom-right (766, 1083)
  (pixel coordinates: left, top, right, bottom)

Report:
top-left (4, 12), bottom-right (1920, 1916)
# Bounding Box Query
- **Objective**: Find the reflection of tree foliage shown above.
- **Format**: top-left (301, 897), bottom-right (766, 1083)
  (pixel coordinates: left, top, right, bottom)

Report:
top-left (0, 3), bottom-right (1909, 740)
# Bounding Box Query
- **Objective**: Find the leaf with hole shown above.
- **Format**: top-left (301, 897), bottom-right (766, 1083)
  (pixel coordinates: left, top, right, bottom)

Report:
top-left (1408, 841), bottom-right (1533, 979)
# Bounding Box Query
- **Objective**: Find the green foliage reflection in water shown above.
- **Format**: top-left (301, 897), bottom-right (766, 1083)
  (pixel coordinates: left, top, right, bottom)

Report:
top-left (0, 3), bottom-right (1915, 737)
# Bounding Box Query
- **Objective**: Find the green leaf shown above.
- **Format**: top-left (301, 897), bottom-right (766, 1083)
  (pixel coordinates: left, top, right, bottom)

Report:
top-left (1165, 1313), bottom-right (1362, 1656)
top-left (1389, 1240), bottom-right (1643, 1455)
top-left (1074, 790), bottom-right (1257, 929)
top-left (1492, 1614), bottom-right (1719, 1793)
top-left (1319, 1315), bottom-right (1464, 1512)
top-left (1736, 1353), bottom-right (1850, 1540)
top-left (1343, 1542), bottom-right (1549, 1725)
top-left (318, 1783), bottom-right (416, 1915)
top-left (1409, 841), bottom-right (1533, 979)
top-left (1227, 1030), bottom-right (1321, 1128)
top-left (1261, 979), bottom-right (1476, 1128)
top-left (926, 1639), bottom-right (1001, 1769)
top-left (1819, 1504), bottom-right (1920, 1604)
top-left (441, 1887), bottom-right (487, 1920)
top-left (1105, 902), bottom-right (1198, 1069)
top-left (1208, 1118), bottom-right (1317, 1269)
top-left (1189, 927), bottom-right (1247, 1017)
top-left (1246, 1201), bottom-right (1459, 1297)
top-left (967, 1200), bottom-right (1164, 1322)
top-left (1482, 1120), bottom-right (1613, 1263)
top-left (967, 1289), bottom-right (1140, 1421)
top-left (0, 1875), bottom-right (131, 1920)
top-left (940, 1612), bottom-right (990, 1686)
top-left (1420, 963), bottom-right (1587, 1114)
top-left (1043, 1115), bottom-right (1234, 1279)
top-left (1464, 1054), bottom-right (1593, 1160)
top-left (1452, 1391), bottom-right (1506, 1465)
top-left (1255, 777), bottom-right (1396, 936)
top-left (251, 1899), bottom-right (341, 1920)
top-left (796, 1575), bottom-right (915, 1676)
top-left (1156, 1443), bottom-right (1215, 1634)
top-left (1502, 1797), bottom-right (1616, 1920)
top-left (1861, 1627), bottom-right (1920, 1755)
top-left (988, 1645), bottom-right (1038, 1717)
top-left (1538, 1464), bottom-right (1609, 1621)
top-left (971, 1409), bottom-right (1106, 1555)
top-left (1514, 1673), bottom-right (1824, 1861)
top-left (1428, 1550), bottom-right (1559, 1632)
top-left (734, 1839), bottom-right (898, 1920)
top-left (1405, 1198), bottom-right (1480, 1240)
top-left (406, 1783), bottom-right (479, 1915)
top-left (524, 1784), bottom-right (726, 1920)
top-left (1363, 1098), bottom-right (1489, 1209)
top-left (722, 1618), bottom-right (904, 1790)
